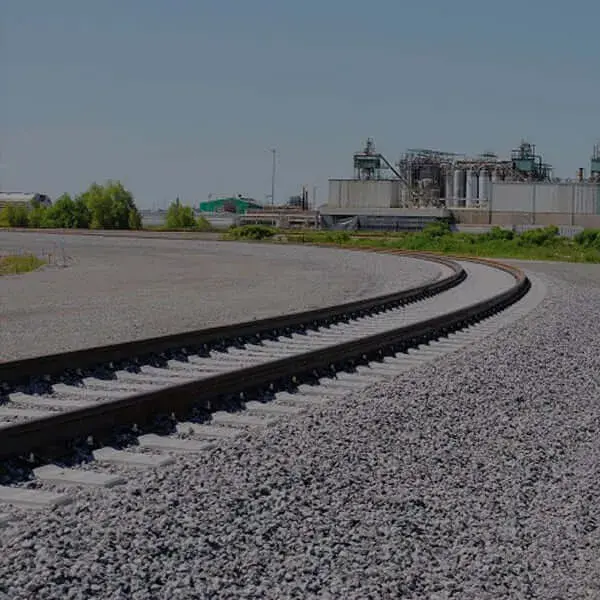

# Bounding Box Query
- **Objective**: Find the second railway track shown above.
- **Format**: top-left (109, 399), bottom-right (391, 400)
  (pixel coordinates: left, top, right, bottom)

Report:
top-left (0, 251), bottom-right (536, 524)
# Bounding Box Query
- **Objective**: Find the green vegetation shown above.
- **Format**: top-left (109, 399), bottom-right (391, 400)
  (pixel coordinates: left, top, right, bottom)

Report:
top-left (225, 225), bottom-right (278, 241)
top-left (0, 205), bottom-right (30, 227)
top-left (161, 199), bottom-right (214, 231)
top-left (0, 254), bottom-right (46, 276)
top-left (0, 181), bottom-right (142, 230)
top-left (165, 200), bottom-right (196, 229)
top-left (231, 222), bottom-right (600, 263)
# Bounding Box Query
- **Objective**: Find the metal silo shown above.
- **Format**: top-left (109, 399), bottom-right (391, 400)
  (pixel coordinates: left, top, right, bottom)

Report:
top-left (453, 168), bottom-right (464, 201)
top-left (465, 169), bottom-right (476, 206)
top-left (471, 170), bottom-right (479, 205)
top-left (444, 170), bottom-right (454, 205)
top-left (479, 169), bottom-right (490, 202)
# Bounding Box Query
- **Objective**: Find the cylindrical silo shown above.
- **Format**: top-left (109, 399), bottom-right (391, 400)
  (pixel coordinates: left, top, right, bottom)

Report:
top-left (465, 169), bottom-right (475, 207)
top-left (453, 168), bottom-right (464, 201)
top-left (471, 170), bottom-right (479, 205)
top-left (444, 170), bottom-right (454, 205)
top-left (400, 186), bottom-right (410, 208)
top-left (479, 168), bottom-right (490, 203)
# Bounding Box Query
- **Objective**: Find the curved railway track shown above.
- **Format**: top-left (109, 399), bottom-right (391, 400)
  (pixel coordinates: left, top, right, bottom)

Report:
top-left (0, 251), bottom-right (532, 518)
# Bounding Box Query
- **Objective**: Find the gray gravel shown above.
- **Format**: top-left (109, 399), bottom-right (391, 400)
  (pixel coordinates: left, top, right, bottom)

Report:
top-left (0, 232), bottom-right (440, 360)
top-left (0, 263), bottom-right (599, 599)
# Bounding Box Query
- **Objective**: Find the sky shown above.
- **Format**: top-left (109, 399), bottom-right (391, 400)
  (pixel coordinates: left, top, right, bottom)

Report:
top-left (2, 0), bottom-right (600, 209)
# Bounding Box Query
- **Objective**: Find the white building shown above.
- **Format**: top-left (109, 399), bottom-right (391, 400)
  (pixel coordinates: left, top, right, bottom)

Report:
top-left (0, 192), bottom-right (52, 210)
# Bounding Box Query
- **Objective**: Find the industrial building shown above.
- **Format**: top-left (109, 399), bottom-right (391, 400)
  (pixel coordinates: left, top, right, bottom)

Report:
top-left (198, 196), bottom-right (263, 214)
top-left (0, 192), bottom-right (52, 210)
top-left (323, 139), bottom-right (600, 230)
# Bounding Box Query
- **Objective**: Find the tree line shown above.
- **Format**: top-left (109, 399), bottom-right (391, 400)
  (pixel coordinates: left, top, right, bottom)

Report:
top-left (164, 198), bottom-right (212, 230)
top-left (0, 181), bottom-right (142, 230)
top-left (0, 183), bottom-right (214, 232)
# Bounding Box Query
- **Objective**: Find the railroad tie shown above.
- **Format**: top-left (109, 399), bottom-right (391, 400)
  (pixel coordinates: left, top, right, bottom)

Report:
top-left (33, 465), bottom-right (125, 489)
top-left (0, 486), bottom-right (72, 510)
top-left (137, 434), bottom-right (216, 453)
top-left (93, 447), bottom-right (175, 468)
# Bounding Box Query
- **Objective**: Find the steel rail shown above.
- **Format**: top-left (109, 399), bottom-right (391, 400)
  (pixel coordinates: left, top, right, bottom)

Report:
top-left (0, 258), bottom-right (530, 462)
top-left (0, 253), bottom-right (465, 385)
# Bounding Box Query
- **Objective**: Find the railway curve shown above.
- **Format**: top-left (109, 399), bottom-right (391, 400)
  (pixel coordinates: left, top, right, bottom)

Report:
top-left (0, 251), bottom-right (531, 523)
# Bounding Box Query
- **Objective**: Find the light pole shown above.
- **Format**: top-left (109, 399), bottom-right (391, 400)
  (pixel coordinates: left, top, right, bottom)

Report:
top-left (0, 153), bottom-right (6, 192)
top-left (270, 148), bottom-right (276, 206)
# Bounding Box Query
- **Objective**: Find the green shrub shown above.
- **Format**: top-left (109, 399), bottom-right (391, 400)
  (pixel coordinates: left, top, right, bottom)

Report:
top-left (0, 254), bottom-right (45, 275)
top-left (38, 194), bottom-right (91, 228)
top-left (421, 220), bottom-right (452, 238)
top-left (0, 205), bottom-right (29, 227)
top-left (165, 201), bottom-right (196, 229)
top-left (574, 229), bottom-right (600, 248)
top-left (323, 231), bottom-right (351, 244)
top-left (484, 226), bottom-right (515, 241)
top-left (221, 221), bottom-right (600, 263)
top-left (517, 225), bottom-right (560, 246)
top-left (228, 225), bottom-right (278, 240)
top-left (80, 181), bottom-right (140, 230)
top-left (196, 215), bottom-right (213, 231)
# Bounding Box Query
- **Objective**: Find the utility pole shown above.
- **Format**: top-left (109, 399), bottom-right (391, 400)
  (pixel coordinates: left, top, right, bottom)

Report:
top-left (270, 148), bottom-right (276, 206)
top-left (0, 151), bottom-right (5, 192)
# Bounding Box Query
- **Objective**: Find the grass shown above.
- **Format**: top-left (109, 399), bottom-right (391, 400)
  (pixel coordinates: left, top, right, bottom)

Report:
top-left (226, 224), bottom-right (600, 264)
top-left (0, 254), bottom-right (46, 276)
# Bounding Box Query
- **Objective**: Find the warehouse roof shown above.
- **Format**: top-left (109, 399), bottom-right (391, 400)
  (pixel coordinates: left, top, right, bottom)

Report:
top-left (0, 192), bottom-right (52, 205)
top-left (0, 192), bottom-right (36, 203)
top-left (198, 197), bottom-right (263, 214)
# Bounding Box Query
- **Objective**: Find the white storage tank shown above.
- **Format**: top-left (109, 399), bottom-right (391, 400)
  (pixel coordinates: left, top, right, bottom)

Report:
top-left (453, 168), bottom-right (464, 200)
top-left (465, 169), bottom-right (476, 206)
top-left (444, 170), bottom-right (454, 205)
top-left (471, 170), bottom-right (479, 205)
top-left (479, 169), bottom-right (490, 202)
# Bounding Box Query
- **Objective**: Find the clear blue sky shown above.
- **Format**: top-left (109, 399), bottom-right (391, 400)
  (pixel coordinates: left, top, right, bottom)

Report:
top-left (2, 0), bottom-right (599, 208)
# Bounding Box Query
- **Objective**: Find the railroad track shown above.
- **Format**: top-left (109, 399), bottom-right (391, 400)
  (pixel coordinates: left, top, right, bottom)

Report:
top-left (0, 252), bottom-right (536, 524)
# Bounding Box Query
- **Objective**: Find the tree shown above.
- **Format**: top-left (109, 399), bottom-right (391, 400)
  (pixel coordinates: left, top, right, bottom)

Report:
top-left (27, 205), bottom-right (47, 228)
top-left (196, 215), bottom-right (213, 231)
top-left (165, 200), bottom-right (197, 229)
top-left (40, 194), bottom-right (91, 228)
top-left (0, 205), bottom-right (29, 227)
top-left (1, 181), bottom-right (142, 230)
top-left (79, 181), bottom-right (141, 230)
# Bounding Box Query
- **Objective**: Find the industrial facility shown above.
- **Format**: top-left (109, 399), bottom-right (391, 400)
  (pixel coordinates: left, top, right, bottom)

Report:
top-left (198, 196), bottom-right (263, 214)
top-left (323, 139), bottom-right (600, 230)
top-left (0, 192), bottom-right (52, 210)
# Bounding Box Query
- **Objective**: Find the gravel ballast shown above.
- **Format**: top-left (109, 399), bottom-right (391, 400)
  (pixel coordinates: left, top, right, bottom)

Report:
top-left (0, 263), bottom-right (599, 599)
top-left (0, 232), bottom-right (440, 360)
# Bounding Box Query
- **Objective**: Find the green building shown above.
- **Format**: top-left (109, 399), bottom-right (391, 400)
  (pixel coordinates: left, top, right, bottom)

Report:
top-left (198, 197), bottom-right (263, 214)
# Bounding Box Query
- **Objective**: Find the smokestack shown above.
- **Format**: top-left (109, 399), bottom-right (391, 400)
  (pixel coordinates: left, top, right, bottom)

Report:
top-left (577, 168), bottom-right (585, 181)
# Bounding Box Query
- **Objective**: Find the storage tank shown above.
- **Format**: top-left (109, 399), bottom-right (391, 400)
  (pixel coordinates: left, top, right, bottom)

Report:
top-left (400, 187), bottom-right (410, 207)
top-left (479, 169), bottom-right (490, 202)
top-left (465, 169), bottom-right (476, 207)
top-left (444, 170), bottom-right (454, 205)
top-left (453, 168), bottom-right (464, 201)
top-left (491, 168), bottom-right (501, 183)
top-left (471, 170), bottom-right (479, 205)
